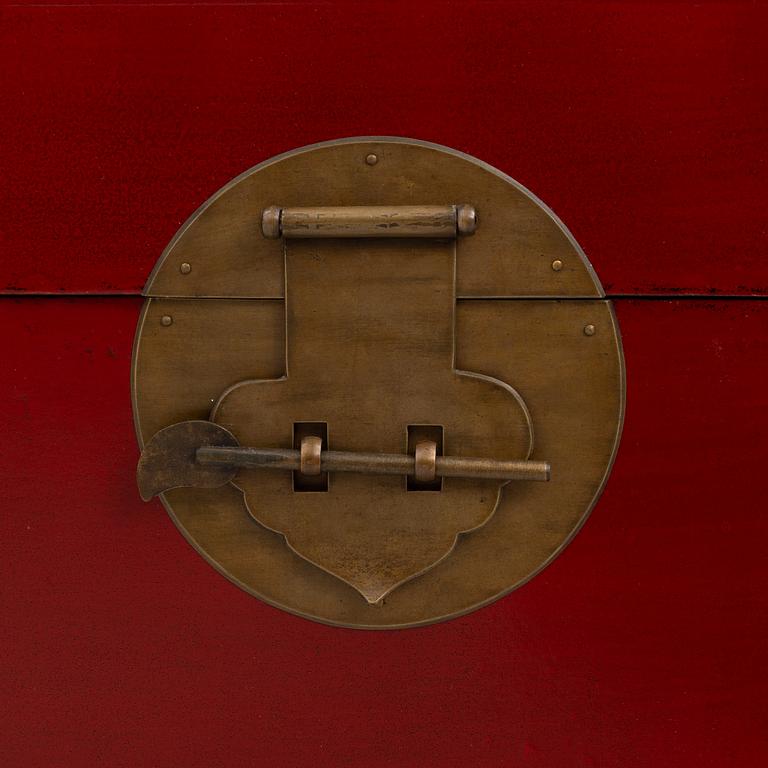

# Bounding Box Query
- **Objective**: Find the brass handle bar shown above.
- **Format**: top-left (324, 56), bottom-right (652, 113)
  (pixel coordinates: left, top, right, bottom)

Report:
top-left (196, 445), bottom-right (550, 483)
top-left (261, 204), bottom-right (477, 239)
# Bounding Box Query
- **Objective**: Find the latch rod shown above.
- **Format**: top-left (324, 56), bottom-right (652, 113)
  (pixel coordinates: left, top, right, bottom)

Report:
top-left (197, 440), bottom-right (549, 483)
top-left (136, 422), bottom-right (549, 501)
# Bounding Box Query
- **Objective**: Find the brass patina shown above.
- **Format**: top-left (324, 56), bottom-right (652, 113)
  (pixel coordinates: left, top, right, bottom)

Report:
top-left (132, 137), bottom-right (624, 628)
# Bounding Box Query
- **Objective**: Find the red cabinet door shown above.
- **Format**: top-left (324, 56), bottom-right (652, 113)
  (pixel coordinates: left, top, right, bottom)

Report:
top-left (2, 3), bottom-right (766, 766)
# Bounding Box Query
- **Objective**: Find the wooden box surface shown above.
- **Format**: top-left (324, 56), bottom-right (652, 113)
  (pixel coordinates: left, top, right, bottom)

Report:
top-left (2, 2), bottom-right (766, 766)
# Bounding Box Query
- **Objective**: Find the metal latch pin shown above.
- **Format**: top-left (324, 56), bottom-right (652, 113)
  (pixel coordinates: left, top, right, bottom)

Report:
top-left (136, 421), bottom-right (549, 501)
top-left (196, 439), bottom-right (550, 483)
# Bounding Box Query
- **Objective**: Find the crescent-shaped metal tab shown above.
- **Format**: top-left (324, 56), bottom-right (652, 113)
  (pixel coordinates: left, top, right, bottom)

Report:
top-left (137, 421), bottom-right (239, 501)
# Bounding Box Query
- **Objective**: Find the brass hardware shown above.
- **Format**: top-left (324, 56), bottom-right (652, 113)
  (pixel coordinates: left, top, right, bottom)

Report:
top-left (261, 205), bottom-right (281, 240)
top-left (552, 259), bottom-right (563, 271)
top-left (136, 421), bottom-right (550, 500)
top-left (136, 421), bottom-right (238, 502)
top-left (407, 425), bottom-right (444, 491)
top-left (142, 137), bottom-right (608, 299)
top-left (365, 153), bottom-right (378, 166)
top-left (160, 315), bottom-right (172, 327)
top-left (261, 205), bottom-right (476, 239)
top-left (292, 422), bottom-right (328, 492)
top-left (455, 204), bottom-right (477, 236)
top-left (197, 444), bottom-right (549, 482)
top-left (414, 440), bottom-right (438, 483)
top-left (132, 137), bottom-right (625, 628)
top-left (584, 323), bottom-right (596, 336)
top-left (179, 262), bottom-right (192, 275)
top-left (299, 435), bottom-right (322, 477)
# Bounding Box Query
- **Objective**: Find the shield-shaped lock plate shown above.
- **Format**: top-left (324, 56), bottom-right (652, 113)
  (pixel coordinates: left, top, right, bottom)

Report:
top-left (132, 138), bottom-right (624, 628)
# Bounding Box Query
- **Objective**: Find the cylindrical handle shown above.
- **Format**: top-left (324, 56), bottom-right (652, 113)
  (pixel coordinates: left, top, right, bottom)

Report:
top-left (261, 205), bottom-right (477, 239)
top-left (196, 441), bottom-right (550, 483)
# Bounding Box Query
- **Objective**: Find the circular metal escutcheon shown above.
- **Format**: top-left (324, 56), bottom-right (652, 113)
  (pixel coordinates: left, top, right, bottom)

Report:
top-left (132, 138), bottom-right (624, 629)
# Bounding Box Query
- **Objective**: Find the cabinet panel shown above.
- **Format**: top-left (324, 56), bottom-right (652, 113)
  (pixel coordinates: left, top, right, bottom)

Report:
top-left (1, 298), bottom-right (766, 766)
top-left (2, 2), bottom-right (767, 295)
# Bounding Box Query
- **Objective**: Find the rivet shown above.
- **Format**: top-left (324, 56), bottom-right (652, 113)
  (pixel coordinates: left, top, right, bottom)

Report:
top-left (551, 259), bottom-right (563, 272)
top-left (180, 262), bottom-right (191, 275)
top-left (365, 153), bottom-right (378, 166)
top-left (161, 315), bottom-right (173, 327)
top-left (583, 324), bottom-right (595, 336)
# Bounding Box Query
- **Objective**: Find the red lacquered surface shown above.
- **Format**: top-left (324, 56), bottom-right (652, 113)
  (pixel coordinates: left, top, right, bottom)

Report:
top-left (3, 2), bottom-right (767, 764)
top-left (1, 298), bottom-right (766, 766)
top-left (1, 1), bottom-right (767, 295)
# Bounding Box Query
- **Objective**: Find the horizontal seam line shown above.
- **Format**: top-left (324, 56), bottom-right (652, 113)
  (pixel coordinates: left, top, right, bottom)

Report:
top-left (1, 292), bottom-right (767, 300)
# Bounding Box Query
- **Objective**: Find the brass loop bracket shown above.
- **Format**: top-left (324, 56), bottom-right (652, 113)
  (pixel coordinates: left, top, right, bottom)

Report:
top-left (414, 440), bottom-right (438, 483)
top-left (299, 435), bottom-right (323, 477)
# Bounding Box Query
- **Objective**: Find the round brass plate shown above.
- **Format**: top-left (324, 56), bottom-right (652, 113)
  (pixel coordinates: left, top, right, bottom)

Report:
top-left (132, 138), bottom-right (624, 629)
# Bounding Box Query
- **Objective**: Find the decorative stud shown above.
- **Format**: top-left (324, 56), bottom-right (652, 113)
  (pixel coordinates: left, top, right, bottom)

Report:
top-left (365, 153), bottom-right (378, 166)
top-left (551, 259), bottom-right (563, 272)
top-left (180, 262), bottom-right (191, 275)
top-left (583, 324), bottom-right (595, 336)
top-left (160, 315), bottom-right (173, 327)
